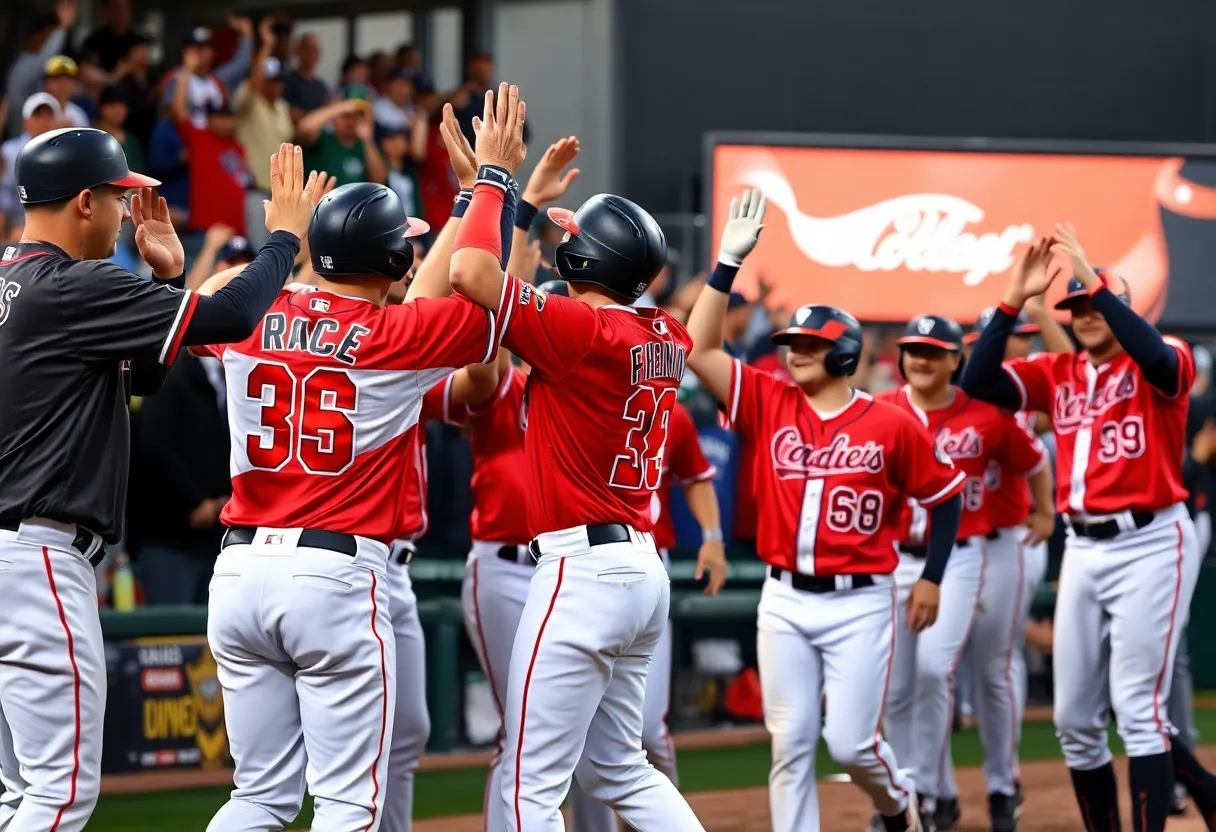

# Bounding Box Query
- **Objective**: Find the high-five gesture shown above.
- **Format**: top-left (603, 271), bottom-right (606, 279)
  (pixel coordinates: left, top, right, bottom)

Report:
top-left (718, 188), bottom-right (767, 267)
top-left (472, 82), bottom-right (526, 174)
top-left (522, 137), bottom-right (580, 206)
top-left (1050, 222), bottom-right (1101, 291)
top-left (131, 187), bottom-right (185, 279)
top-left (1004, 236), bottom-right (1060, 307)
top-left (264, 143), bottom-right (318, 240)
top-left (440, 103), bottom-right (478, 189)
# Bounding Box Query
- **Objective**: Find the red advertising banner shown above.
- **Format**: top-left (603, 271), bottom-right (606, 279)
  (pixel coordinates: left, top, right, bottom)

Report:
top-left (709, 142), bottom-right (1207, 323)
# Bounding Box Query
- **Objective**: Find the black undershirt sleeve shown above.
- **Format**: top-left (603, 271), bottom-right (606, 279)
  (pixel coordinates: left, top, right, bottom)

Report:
top-left (921, 493), bottom-right (962, 585)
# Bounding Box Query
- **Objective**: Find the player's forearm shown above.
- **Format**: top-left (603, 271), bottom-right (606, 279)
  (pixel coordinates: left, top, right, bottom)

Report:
top-left (920, 493), bottom-right (962, 585)
top-left (296, 103), bottom-right (345, 143)
top-left (451, 361), bottom-right (502, 408)
top-left (1027, 463), bottom-right (1055, 518)
top-left (1026, 303), bottom-right (1075, 355)
top-left (958, 303), bottom-right (1021, 409)
top-left (171, 73), bottom-right (191, 123)
top-left (196, 263), bottom-right (250, 297)
top-left (505, 226), bottom-right (532, 280)
top-left (406, 191), bottom-right (470, 302)
top-left (1090, 288), bottom-right (1181, 395)
top-left (682, 480), bottom-right (722, 537)
top-left (182, 231), bottom-right (300, 345)
top-left (686, 268), bottom-right (736, 403)
top-left (185, 247), bottom-right (222, 292)
top-left (450, 174), bottom-right (509, 311)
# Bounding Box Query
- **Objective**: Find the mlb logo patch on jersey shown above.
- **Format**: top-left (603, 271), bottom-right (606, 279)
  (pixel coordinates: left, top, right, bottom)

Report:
top-left (2, 246), bottom-right (15, 261)
top-left (309, 297), bottom-right (331, 313)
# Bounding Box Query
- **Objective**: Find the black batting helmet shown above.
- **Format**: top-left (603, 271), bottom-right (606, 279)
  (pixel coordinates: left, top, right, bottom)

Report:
top-left (308, 182), bottom-right (429, 282)
top-left (547, 194), bottom-right (666, 303)
top-left (15, 127), bottom-right (159, 205)
top-left (1054, 270), bottom-right (1131, 310)
top-left (898, 314), bottom-right (966, 381)
top-left (771, 305), bottom-right (864, 377)
top-left (963, 305), bottom-right (1040, 345)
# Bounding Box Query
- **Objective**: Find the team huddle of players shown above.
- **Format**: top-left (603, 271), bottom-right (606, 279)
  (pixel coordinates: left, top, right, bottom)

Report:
top-left (189, 84), bottom-right (1204, 832)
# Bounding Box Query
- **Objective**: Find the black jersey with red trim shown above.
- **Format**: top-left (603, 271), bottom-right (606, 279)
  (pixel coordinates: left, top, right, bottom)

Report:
top-left (0, 241), bottom-right (199, 542)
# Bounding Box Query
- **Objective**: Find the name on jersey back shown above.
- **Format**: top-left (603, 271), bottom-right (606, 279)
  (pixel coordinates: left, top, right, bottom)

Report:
top-left (262, 312), bottom-right (370, 366)
top-left (630, 341), bottom-right (686, 384)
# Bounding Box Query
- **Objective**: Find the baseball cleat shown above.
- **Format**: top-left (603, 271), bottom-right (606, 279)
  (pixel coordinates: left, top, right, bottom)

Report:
top-left (933, 796), bottom-right (961, 829)
top-left (1170, 782), bottom-right (1188, 816)
top-left (989, 790), bottom-right (1021, 832)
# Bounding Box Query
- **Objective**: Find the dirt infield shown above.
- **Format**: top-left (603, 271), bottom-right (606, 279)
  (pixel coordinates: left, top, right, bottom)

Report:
top-left (411, 747), bottom-right (1216, 831)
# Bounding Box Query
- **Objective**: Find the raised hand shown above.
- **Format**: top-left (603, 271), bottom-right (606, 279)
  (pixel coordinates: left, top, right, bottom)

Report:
top-left (522, 137), bottom-right (580, 206)
top-left (439, 103), bottom-right (477, 189)
top-left (228, 14), bottom-right (254, 38)
top-left (203, 223), bottom-right (236, 252)
top-left (1050, 222), bottom-right (1100, 290)
top-left (472, 82), bottom-right (527, 174)
top-left (258, 16), bottom-right (277, 49)
top-left (131, 187), bottom-right (186, 279)
top-left (1005, 236), bottom-right (1060, 307)
top-left (263, 143), bottom-right (318, 240)
top-left (718, 188), bottom-right (767, 267)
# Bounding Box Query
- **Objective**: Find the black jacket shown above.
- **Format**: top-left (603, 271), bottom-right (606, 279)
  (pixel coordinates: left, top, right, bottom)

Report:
top-left (129, 354), bottom-right (231, 558)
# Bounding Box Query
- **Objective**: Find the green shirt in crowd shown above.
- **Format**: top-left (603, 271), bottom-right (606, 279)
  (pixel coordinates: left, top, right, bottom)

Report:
top-left (306, 129), bottom-right (368, 186)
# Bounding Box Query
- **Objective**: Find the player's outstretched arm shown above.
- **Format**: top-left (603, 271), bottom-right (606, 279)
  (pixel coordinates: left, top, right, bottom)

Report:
top-left (447, 359), bottom-right (504, 409)
top-left (450, 84), bottom-right (527, 311)
top-left (1052, 222), bottom-right (1187, 396)
top-left (959, 239), bottom-right (1056, 409)
top-left (686, 189), bottom-right (767, 404)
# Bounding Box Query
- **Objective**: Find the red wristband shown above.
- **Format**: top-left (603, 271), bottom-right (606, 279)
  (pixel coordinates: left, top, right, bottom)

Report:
top-left (453, 183), bottom-right (505, 262)
top-left (997, 301), bottom-right (1021, 316)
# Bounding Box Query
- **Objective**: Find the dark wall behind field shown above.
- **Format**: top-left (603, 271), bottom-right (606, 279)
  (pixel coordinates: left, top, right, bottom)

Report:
top-left (615, 0), bottom-right (1216, 212)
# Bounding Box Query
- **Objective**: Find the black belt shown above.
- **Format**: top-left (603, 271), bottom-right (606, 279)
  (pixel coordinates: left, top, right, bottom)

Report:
top-left (899, 531), bottom-right (999, 558)
top-left (528, 523), bottom-right (632, 559)
top-left (222, 527), bottom-right (359, 557)
top-left (768, 566), bottom-right (876, 593)
top-left (1069, 511), bottom-right (1155, 541)
top-left (0, 519), bottom-right (104, 566)
top-left (497, 545), bottom-right (534, 566)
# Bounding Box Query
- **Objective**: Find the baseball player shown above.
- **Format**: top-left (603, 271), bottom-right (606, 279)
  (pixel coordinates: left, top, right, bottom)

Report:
top-left (0, 131), bottom-right (313, 832)
top-left (961, 227), bottom-right (1202, 832)
top-left (197, 163), bottom-right (516, 830)
top-left (686, 190), bottom-right (966, 832)
top-left (447, 82), bottom-right (703, 831)
top-left (876, 315), bottom-right (1052, 832)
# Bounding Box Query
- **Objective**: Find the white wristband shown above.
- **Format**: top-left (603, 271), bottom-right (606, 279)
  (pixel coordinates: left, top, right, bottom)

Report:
top-left (702, 527), bottom-right (723, 542)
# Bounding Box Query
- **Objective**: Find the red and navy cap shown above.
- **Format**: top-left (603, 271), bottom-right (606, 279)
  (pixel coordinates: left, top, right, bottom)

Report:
top-left (1054, 269), bottom-right (1132, 310)
top-left (898, 314), bottom-right (965, 352)
top-left (963, 305), bottom-right (1040, 345)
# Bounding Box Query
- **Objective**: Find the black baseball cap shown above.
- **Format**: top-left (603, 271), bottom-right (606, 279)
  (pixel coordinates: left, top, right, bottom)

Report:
top-left (15, 127), bottom-right (160, 205)
top-left (185, 27), bottom-right (214, 47)
top-left (218, 236), bottom-right (253, 263)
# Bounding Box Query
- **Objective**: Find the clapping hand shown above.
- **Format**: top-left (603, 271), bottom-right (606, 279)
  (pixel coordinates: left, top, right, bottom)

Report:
top-left (472, 82), bottom-right (527, 174)
top-left (717, 189), bottom-right (767, 268)
top-left (440, 104), bottom-right (477, 188)
top-left (263, 143), bottom-right (318, 240)
top-left (1050, 222), bottom-right (1101, 291)
top-left (132, 188), bottom-right (185, 279)
top-left (522, 137), bottom-right (580, 206)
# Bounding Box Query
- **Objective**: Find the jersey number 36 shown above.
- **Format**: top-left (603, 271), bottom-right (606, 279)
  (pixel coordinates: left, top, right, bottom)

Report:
top-left (245, 362), bottom-right (357, 475)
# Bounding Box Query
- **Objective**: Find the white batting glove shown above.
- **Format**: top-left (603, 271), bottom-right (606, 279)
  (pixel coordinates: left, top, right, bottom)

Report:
top-left (717, 188), bottom-right (767, 267)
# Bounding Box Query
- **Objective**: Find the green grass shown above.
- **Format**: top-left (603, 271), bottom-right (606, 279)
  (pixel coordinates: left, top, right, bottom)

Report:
top-left (86, 709), bottom-right (1216, 831)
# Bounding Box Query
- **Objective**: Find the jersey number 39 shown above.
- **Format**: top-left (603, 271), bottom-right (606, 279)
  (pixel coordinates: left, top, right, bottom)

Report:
top-left (609, 386), bottom-right (676, 491)
top-left (245, 362), bottom-right (357, 475)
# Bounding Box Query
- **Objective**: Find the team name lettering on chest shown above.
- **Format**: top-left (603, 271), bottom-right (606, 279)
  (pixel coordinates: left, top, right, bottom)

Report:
top-left (1053, 371), bottom-right (1137, 433)
top-left (261, 313), bottom-right (370, 366)
top-left (937, 425), bottom-right (983, 459)
top-left (771, 429), bottom-right (886, 480)
top-left (629, 342), bottom-right (687, 384)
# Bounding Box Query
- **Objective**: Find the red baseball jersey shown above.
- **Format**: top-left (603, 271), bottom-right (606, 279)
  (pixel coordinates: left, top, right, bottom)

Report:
top-left (437, 365), bottom-right (532, 545)
top-left (394, 375), bottom-right (452, 542)
top-left (1003, 340), bottom-right (1195, 515)
top-left (731, 354), bottom-right (792, 543)
top-left (497, 275), bottom-right (691, 538)
top-left (878, 386), bottom-right (1047, 542)
top-left (196, 285), bottom-right (507, 544)
top-left (722, 358), bottom-right (965, 575)
top-left (651, 401), bottom-right (716, 552)
top-left (984, 410), bottom-right (1041, 529)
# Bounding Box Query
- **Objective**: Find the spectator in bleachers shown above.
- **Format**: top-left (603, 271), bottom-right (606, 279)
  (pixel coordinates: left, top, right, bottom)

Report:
top-left (381, 124), bottom-right (426, 219)
top-left (282, 33), bottom-right (330, 125)
top-left (41, 55), bottom-right (90, 128)
top-left (338, 54), bottom-right (371, 95)
top-left (159, 20), bottom-right (254, 129)
top-left (95, 84), bottom-right (145, 175)
top-left (79, 0), bottom-right (145, 72)
top-left (297, 94), bottom-right (386, 186)
top-left (1, 93), bottom-right (60, 222)
top-left (146, 103), bottom-right (190, 227)
top-left (106, 33), bottom-right (158, 149)
top-left (416, 83), bottom-right (460, 228)
top-left (266, 14), bottom-right (295, 66)
top-left (170, 48), bottom-right (252, 236)
top-left (721, 291), bottom-right (755, 358)
top-left (235, 18), bottom-right (293, 249)
top-left (4, 1), bottom-right (76, 137)
top-left (373, 68), bottom-right (416, 135)
top-left (451, 51), bottom-right (495, 147)
top-left (184, 224), bottom-right (251, 290)
top-left (367, 50), bottom-right (393, 94)
top-left (395, 42), bottom-right (430, 90)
